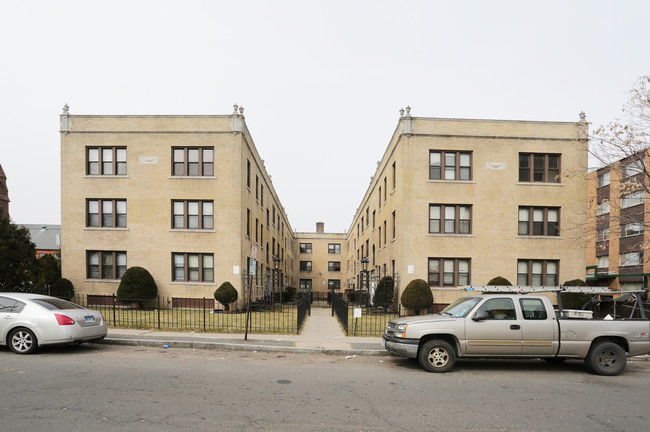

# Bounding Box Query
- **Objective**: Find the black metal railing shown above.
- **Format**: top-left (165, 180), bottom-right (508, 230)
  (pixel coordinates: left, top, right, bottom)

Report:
top-left (331, 293), bottom-right (349, 334)
top-left (297, 293), bottom-right (310, 332)
top-left (73, 294), bottom-right (302, 334)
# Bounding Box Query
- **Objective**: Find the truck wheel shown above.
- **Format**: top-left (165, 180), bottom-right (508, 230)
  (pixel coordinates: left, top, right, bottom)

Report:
top-left (585, 341), bottom-right (626, 376)
top-left (418, 340), bottom-right (456, 373)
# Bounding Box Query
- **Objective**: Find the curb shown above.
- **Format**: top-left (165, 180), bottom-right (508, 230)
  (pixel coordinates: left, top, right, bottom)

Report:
top-left (100, 337), bottom-right (389, 357)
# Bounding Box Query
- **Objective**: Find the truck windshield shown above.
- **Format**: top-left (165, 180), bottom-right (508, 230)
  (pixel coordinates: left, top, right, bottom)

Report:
top-left (439, 297), bottom-right (481, 318)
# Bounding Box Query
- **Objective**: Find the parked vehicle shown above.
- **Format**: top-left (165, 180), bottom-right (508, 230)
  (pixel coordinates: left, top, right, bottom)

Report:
top-left (383, 290), bottom-right (650, 375)
top-left (0, 293), bottom-right (107, 354)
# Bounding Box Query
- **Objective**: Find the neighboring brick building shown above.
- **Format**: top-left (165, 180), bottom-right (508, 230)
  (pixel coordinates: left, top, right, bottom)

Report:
top-left (295, 222), bottom-right (346, 295)
top-left (60, 105), bottom-right (296, 302)
top-left (586, 151), bottom-right (648, 291)
top-left (345, 109), bottom-right (589, 304)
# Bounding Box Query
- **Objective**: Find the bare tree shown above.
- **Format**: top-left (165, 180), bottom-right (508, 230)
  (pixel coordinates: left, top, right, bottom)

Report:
top-left (588, 76), bottom-right (650, 274)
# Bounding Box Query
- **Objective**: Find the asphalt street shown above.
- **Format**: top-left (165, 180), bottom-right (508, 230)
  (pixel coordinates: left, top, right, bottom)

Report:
top-left (2, 343), bottom-right (649, 432)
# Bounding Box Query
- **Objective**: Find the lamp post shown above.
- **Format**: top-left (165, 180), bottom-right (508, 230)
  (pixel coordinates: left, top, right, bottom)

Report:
top-left (360, 256), bottom-right (369, 307)
top-left (272, 254), bottom-right (280, 305)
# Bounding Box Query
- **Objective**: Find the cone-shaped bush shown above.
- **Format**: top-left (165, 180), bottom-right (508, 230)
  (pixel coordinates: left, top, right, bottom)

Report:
top-left (214, 281), bottom-right (238, 311)
top-left (52, 278), bottom-right (74, 299)
top-left (117, 267), bottom-right (158, 302)
top-left (560, 279), bottom-right (590, 309)
top-left (400, 279), bottom-right (433, 313)
top-left (373, 276), bottom-right (395, 309)
top-left (486, 276), bottom-right (512, 286)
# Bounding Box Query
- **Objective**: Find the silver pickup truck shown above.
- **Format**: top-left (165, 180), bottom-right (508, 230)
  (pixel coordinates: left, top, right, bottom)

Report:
top-left (382, 294), bottom-right (650, 375)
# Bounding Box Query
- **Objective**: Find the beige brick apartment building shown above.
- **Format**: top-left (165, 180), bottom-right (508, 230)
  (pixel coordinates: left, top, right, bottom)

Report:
top-left (60, 105), bottom-right (295, 302)
top-left (61, 105), bottom-right (590, 304)
top-left (345, 109), bottom-right (589, 304)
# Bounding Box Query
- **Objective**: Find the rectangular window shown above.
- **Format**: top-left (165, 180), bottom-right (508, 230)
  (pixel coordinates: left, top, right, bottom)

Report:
top-left (300, 279), bottom-right (312, 290)
top-left (392, 162), bottom-right (396, 190)
top-left (597, 201), bottom-right (610, 215)
top-left (428, 258), bottom-right (470, 286)
top-left (87, 251), bottom-right (126, 279)
top-left (247, 208), bottom-right (251, 237)
top-left (597, 256), bottom-right (609, 269)
top-left (328, 261), bottom-right (341, 272)
top-left (172, 147), bottom-right (214, 176)
top-left (328, 243), bottom-right (341, 254)
top-left (520, 298), bottom-right (548, 320)
top-left (260, 185), bottom-right (264, 206)
top-left (392, 211), bottom-right (396, 239)
top-left (621, 191), bottom-right (644, 209)
top-left (300, 261), bottom-right (312, 272)
top-left (429, 204), bottom-right (471, 234)
top-left (300, 243), bottom-right (312, 254)
top-left (255, 176), bottom-right (259, 201)
top-left (518, 207), bottom-right (559, 236)
top-left (597, 228), bottom-right (610, 242)
top-left (519, 153), bottom-right (560, 183)
top-left (172, 253), bottom-right (214, 282)
top-left (172, 200), bottom-right (213, 229)
top-left (247, 160), bottom-right (251, 188)
top-left (621, 222), bottom-right (643, 238)
top-left (328, 279), bottom-right (341, 290)
top-left (87, 199), bottom-right (127, 228)
top-left (517, 260), bottom-right (558, 286)
top-left (620, 252), bottom-right (642, 267)
top-left (429, 151), bottom-right (472, 180)
top-left (597, 172), bottom-right (610, 188)
top-left (622, 161), bottom-right (644, 179)
top-left (87, 147), bottom-right (126, 175)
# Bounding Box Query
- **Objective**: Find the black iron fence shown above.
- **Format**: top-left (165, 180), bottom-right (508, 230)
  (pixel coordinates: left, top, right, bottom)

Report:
top-left (73, 294), bottom-right (307, 335)
top-left (331, 294), bottom-right (349, 334)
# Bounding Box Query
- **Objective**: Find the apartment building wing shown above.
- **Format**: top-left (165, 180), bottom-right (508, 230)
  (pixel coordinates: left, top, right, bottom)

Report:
top-left (587, 150), bottom-right (648, 291)
top-left (345, 109), bottom-right (589, 305)
top-left (295, 222), bottom-right (346, 294)
top-left (59, 105), bottom-right (295, 301)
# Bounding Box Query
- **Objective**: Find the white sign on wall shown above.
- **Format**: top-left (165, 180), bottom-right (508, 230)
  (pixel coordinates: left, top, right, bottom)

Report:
top-left (408, 265), bottom-right (414, 274)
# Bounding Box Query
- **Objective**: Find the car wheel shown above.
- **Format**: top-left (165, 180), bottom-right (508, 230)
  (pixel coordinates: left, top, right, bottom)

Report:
top-left (8, 328), bottom-right (38, 354)
top-left (585, 341), bottom-right (626, 376)
top-left (418, 339), bottom-right (456, 373)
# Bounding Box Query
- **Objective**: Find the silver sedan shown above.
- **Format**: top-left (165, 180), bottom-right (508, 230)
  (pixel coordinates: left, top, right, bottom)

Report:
top-left (0, 293), bottom-right (107, 354)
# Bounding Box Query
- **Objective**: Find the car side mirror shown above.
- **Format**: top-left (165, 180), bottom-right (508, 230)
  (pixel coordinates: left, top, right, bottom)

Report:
top-left (472, 311), bottom-right (488, 321)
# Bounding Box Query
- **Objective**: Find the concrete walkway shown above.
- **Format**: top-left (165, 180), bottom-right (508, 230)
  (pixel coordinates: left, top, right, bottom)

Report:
top-left (101, 307), bottom-right (387, 356)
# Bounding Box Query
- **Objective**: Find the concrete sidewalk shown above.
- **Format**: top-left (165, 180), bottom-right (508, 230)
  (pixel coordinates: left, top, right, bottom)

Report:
top-left (100, 307), bottom-right (388, 356)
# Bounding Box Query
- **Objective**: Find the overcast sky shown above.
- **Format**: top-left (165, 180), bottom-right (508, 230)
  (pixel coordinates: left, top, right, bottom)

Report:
top-left (2, 0), bottom-right (649, 233)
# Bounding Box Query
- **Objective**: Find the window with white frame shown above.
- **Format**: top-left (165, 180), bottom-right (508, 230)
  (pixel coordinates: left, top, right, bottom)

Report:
top-left (597, 172), bottom-right (610, 188)
top-left (596, 228), bottom-right (610, 242)
top-left (622, 161), bottom-right (643, 179)
top-left (621, 222), bottom-right (643, 238)
top-left (597, 201), bottom-right (610, 215)
top-left (597, 256), bottom-right (609, 269)
top-left (621, 191), bottom-right (644, 209)
top-left (620, 252), bottom-right (642, 267)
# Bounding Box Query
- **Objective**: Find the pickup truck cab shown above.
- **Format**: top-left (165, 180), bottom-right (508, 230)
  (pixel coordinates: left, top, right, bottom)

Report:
top-left (382, 294), bottom-right (650, 375)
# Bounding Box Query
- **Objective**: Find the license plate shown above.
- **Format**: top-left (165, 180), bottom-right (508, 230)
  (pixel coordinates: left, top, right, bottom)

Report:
top-left (84, 316), bottom-right (95, 323)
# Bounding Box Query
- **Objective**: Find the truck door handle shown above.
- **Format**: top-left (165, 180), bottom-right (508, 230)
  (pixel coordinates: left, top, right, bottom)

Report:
top-left (510, 325), bottom-right (520, 330)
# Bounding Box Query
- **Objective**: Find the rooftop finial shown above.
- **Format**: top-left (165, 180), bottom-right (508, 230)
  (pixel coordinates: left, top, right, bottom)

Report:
top-left (399, 107), bottom-right (405, 117)
top-left (233, 104), bottom-right (239, 114)
top-left (405, 106), bottom-right (411, 117)
top-left (239, 106), bottom-right (244, 114)
top-left (62, 103), bottom-right (69, 115)
top-left (579, 111), bottom-right (586, 122)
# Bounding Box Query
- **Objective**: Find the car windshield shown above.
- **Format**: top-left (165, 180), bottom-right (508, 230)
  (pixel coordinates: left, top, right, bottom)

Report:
top-left (32, 298), bottom-right (85, 311)
top-left (439, 297), bottom-right (481, 317)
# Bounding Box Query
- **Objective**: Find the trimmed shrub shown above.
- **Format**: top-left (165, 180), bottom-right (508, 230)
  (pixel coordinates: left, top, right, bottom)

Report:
top-left (117, 267), bottom-right (158, 307)
top-left (373, 276), bottom-right (395, 309)
top-left (214, 281), bottom-right (238, 311)
top-left (400, 279), bottom-right (433, 314)
top-left (560, 279), bottom-right (590, 309)
top-left (486, 276), bottom-right (512, 286)
top-left (51, 278), bottom-right (74, 300)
